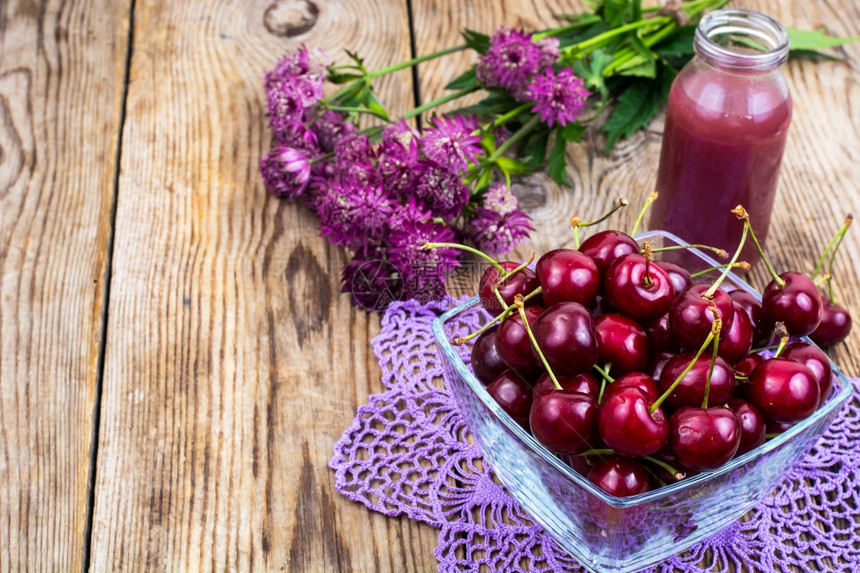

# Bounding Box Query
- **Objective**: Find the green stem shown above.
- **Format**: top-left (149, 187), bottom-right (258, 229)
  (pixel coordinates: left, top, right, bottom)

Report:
top-left (403, 86), bottom-right (479, 120)
top-left (749, 344), bottom-right (780, 354)
top-left (489, 115), bottom-right (541, 160)
top-left (703, 222), bottom-right (749, 299)
top-left (423, 242), bottom-right (504, 272)
top-left (701, 327), bottom-right (721, 409)
top-left (649, 244), bottom-right (729, 258)
top-left (745, 218), bottom-right (785, 287)
top-left (498, 253), bottom-right (535, 285)
top-left (824, 214), bottom-right (853, 303)
top-left (773, 336), bottom-right (789, 359)
top-left (592, 363), bottom-right (615, 383)
top-left (651, 329), bottom-right (716, 413)
top-left (689, 262), bottom-right (751, 279)
top-left (562, 16), bottom-right (673, 57)
top-left (631, 191), bottom-right (658, 236)
top-left (515, 297), bottom-right (562, 390)
top-left (643, 456), bottom-right (685, 481)
top-left (489, 103), bottom-right (532, 129)
top-left (368, 44), bottom-right (467, 79)
top-left (578, 448), bottom-right (615, 456)
top-left (815, 214), bottom-right (852, 277)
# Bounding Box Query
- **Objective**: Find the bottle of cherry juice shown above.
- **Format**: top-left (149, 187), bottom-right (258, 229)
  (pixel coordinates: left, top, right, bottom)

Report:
top-left (650, 9), bottom-right (791, 266)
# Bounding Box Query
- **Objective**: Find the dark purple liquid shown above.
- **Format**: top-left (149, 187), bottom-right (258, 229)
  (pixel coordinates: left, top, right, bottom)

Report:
top-left (650, 66), bottom-right (792, 265)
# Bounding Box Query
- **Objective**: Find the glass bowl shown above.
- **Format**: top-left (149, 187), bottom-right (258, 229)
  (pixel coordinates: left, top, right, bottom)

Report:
top-left (431, 230), bottom-right (853, 573)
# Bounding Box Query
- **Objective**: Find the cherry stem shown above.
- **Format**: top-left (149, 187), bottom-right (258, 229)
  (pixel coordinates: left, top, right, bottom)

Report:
top-left (773, 336), bottom-right (789, 359)
top-left (571, 197), bottom-right (629, 247)
top-left (515, 295), bottom-right (562, 390)
top-left (592, 363), bottom-right (615, 383)
top-left (631, 191), bottom-right (659, 236)
top-left (689, 261), bottom-right (751, 279)
top-left (765, 432), bottom-right (781, 439)
top-left (737, 207), bottom-right (785, 287)
top-left (825, 216), bottom-right (852, 303)
top-left (495, 253), bottom-right (535, 289)
top-left (749, 343), bottom-right (780, 354)
top-left (642, 456), bottom-right (686, 481)
top-left (651, 324), bottom-right (718, 413)
top-left (642, 241), bottom-right (654, 288)
top-left (813, 273), bottom-right (831, 288)
top-left (813, 213), bottom-right (853, 280)
top-left (423, 242), bottom-right (504, 273)
top-left (648, 244), bottom-right (729, 259)
top-left (596, 362), bottom-right (612, 404)
top-left (701, 320), bottom-right (722, 409)
top-left (703, 210), bottom-right (750, 298)
top-left (643, 465), bottom-right (668, 488)
top-left (577, 448), bottom-right (615, 456)
top-left (451, 287), bottom-right (543, 345)
top-left (494, 287), bottom-right (507, 309)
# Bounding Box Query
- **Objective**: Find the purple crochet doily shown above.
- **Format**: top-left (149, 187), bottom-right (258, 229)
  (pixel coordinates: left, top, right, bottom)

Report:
top-left (330, 297), bottom-right (860, 572)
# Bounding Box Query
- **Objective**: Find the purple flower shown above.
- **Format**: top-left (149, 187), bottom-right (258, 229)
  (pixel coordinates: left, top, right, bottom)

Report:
top-left (265, 46), bottom-right (327, 143)
top-left (482, 183), bottom-right (518, 216)
top-left (383, 119), bottom-right (421, 154)
top-left (477, 28), bottom-right (546, 97)
top-left (537, 37), bottom-right (561, 70)
top-left (470, 206), bottom-right (534, 257)
top-left (421, 115), bottom-right (483, 174)
top-left (389, 220), bottom-right (460, 302)
top-left (332, 134), bottom-right (376, 186)
top-left (341, 248), bottom-right (404, 311)
top-left (526, 68), bottom-right (590, 127)
top-left (316, 180), bottom-right (396, 250)
top-left (388, 197), bottom-right (432, 230)
top-left (312, 110), bottom-right (356, 152)
top-left (260, 146), bottom-right (312, 199)
top-left (377, 136), bottom-right (420, 197)
top-left (414, 160), bottom-right (470, 219)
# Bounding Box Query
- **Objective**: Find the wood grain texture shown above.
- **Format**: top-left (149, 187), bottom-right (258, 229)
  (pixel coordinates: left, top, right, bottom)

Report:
top-left (0, 0), bottom-right (129, 571)
top-left (88, 0), bottom-right (439, 570)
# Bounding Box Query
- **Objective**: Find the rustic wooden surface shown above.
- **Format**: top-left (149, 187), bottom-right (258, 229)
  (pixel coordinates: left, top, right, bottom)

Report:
top-left (0, 0), bottom-right (857, 571)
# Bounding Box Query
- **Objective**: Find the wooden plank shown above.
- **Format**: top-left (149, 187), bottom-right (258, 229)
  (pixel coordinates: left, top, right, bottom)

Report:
top-left (0, 0), bottom-right (130, 570)
top-left (89, 1), bottom-right (439, 570)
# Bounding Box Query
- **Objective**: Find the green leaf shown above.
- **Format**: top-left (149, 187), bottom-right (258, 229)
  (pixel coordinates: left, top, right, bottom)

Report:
top-left (466, 93), bottom-right (519, 116)
top-left (462, 29), bottom-right (491, 54)
top-left (574, 49), bottom-right (612, 97)
top-left (601, 63), bottom-right (674, 153)
top-left (789, 48), bottom-right (843, 61)
top-left (787, 27), bottom-right (860, 52)
top-left (364, 89), bottom-right (390, 121)
top-left (561, 122), bottom-right (587, 143)
top-left (445, 68), bottom-right (479, 91)
top-left (326, 71), bottom-right (364, 85)
top-left (344, 50), bottom-right (366, 71)
top-left (581, 0), bottom-right (604, 14)
top-left (519, 131), bottom-right (550, 169)
top-left (547, 132), bottom-right (569, 186)
top-left (616, 36), bottom-right (656, 78)
top-left (603, 0), bottom-right (632, 27)
top-left (480, 130), bottom-right (497, 154)
top-left (496, 156), bottom-right (531, 176)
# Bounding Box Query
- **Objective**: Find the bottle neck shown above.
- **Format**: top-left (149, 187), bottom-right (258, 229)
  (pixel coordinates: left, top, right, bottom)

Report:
top-left (694, 9), bottom-right (789, 73)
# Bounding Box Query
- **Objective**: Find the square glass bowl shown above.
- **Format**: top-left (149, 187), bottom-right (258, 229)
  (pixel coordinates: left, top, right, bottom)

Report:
top-left (431, 230), bottom-right (853, 573)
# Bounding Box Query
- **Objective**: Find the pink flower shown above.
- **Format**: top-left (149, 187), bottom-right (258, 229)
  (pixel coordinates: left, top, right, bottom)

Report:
top-left (526, 68), bottom-right (590, 127)
top-left (260, 147), bottom-right (312, 199)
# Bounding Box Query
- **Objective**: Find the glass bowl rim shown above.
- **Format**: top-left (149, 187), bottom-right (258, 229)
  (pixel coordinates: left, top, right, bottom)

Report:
top-left (431, 230), bottom-right (854, 508)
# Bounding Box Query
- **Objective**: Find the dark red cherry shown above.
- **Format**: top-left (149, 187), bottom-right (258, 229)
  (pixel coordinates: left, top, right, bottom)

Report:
top-left (486, 370), bottom-right (533, 428)
top-left (496, 305), bottom-right (545, 378)
top-left (658, 353), bottom-right (735, 411)
top-left (669, 284), bottom-right (735, 349)
top-left (529, 391), bottom-right (600, 455)
top-left (656, 261), bottom-right (693, 294)
top-left (726, 398), bottom-right (766, 456)
top-left (644, 313), bottom-right (680, 354)
top-left (470, 326), bottom-right (508, 385)
top-left (588, 294), bottom-right (615, 319)
top-left (650, 443), bottom-right (696, 484)
top-left (810, 301), bottom-right (852, 347)
top-left (597, 386), bottom-right (668, 457)
top-left (717, 302), bottom-right (753, 365)
top-left (595, 314), bottom-right (650, 376)
top-left (535, 249), bottom-right (601, 307)
top-left (747, 358), bottom-right (820, 423)
top-left (766, 419), bottom-right (794, 435)
top-left (586, 455), bottom-right (651, 497)
top-left (669, 406), bottom-right (741, 471)
top-left (604, 254), bottom-right (675, 322)
top-left (646, 352), bottom-right (676, 381)
top-left (579, 230), bottom-right (639, 277)
top-left (782, 342), bottom-right (833, 402)
top-left (734, 354), bottom-right (764, 379)
top-left (479, 262), bottom-right (540, 315)
top-left (533, 372), bottom-right (599, 401)
top-left (729, 289), bottom-right (771, 346)
top-left (530, 302), bottom-right (597, 376)
top-left (762, 271), bottom-right (823, 336)
top-left (602, 372), bottom-right (659, 403)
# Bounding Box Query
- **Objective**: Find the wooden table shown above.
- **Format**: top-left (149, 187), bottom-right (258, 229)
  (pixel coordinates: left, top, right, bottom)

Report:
top-left (1, 0), bottom-right (857, 570)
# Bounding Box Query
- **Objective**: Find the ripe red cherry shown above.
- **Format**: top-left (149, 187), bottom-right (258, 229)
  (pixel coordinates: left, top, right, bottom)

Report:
top-left (595, 314), bottom-right (650, 375)
top-left (782, 342), bottom-right (833, 402)
top-left (766, 419), bottom-right (794, 434)
top-left (486, 370), bottom-right (533, 428)
top-left (533, 372), bottom-right (599, 401)
top-left (669, 284), bottom-right (735, 349)
top-left (810, 301), bottom-right (852, 347)
top-left (470, 326), bottom-right (508, 385)
top-left (535, 249), bottom-right (601, 307)
top-left (604, 253), bottom-right (675, 322)
top-left (530, 302), bottom-right (597, 376)
top-left (734, 353), bottom-right (764, 379)
top-left (747, 358), bottom-right (820, 423)
top-left (646, 352), bottom-right (676, 381)
top-left (656, 261), bottom-right (693, 294)
top-left (597, 386), bottom-right (668, 457)
top-left (479, 263), bottom-right (540, 315)
top-left (658, 353), bottom-right (735, 411)
top-left (496, 305), bottom-right (545, 378)
top-left (717, 302), bottom-right (753, 365)
top-left (727, 398), bottom-right (766, 456)
top-left (669, 406), bottom-right (741, 471)
top-left (602, 372), bottom-right (659, 403)
top-left (586, 455), bottom-right (651, 497)
top-left (579, 230), bottom-right (639, 277)
top-left (529, 391), bottom-right (600, 455)
top-left (729, 289), bottom-right (771, 346)
top-left (644, 313), bottom-right (680, 354)
top-left (762, 271), bottom-right (823, 336)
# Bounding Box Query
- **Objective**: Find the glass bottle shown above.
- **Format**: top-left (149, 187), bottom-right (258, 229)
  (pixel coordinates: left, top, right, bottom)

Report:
top-left (649, 9), bottom-right (792, 266)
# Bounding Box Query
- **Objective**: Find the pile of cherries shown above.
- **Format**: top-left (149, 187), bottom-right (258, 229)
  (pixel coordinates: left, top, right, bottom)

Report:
top-left (458, 203), bottom-right (852, 497)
